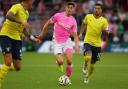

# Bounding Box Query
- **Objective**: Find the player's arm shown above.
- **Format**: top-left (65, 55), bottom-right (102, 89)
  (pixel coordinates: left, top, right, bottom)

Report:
top-left (6, 12), bottom-right (31, 29)
top-left (38, 19), bottom-right (52, 40)
top-left (6, 4), bottom-right (31, 30)
top-left (72, 32), bottom-right (79, 53)
top-left (102, 19), bottom-right (110, 36)
top-left (23, 29), bottom-right (41, 43)
top-left (102, 27), bottom-right (110, 36)
top-left (6, 12), bottom-right (22, 24)
top-left (38, 13), bottom-right (58, 40)
top-left (23, 29), bottom-right (32, 39)
top-left (79, 22), bottom-right (87, 35)
top-left (79, 15), bottom-right (88, 39)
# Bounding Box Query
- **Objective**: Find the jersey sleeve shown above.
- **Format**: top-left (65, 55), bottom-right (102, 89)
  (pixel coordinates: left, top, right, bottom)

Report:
top-left (26, 11), bottom-right (29, 21)
top-left (103, 19), bottom-right (109, 31)
top-left (72, 19), bottom-right (77, 33)
top-left (8, 4), bottom-right (18, 15)
top-left (83, 14), bottom-right (88, 24)
top-left (50, 13), bottom-right (60, 23)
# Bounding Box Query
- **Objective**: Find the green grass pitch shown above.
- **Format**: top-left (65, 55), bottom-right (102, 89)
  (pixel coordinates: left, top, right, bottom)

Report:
top-left (0, 52), bottom-right (128, 89)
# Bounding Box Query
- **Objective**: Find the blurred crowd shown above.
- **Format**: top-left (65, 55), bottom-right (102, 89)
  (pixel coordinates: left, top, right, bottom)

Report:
top-left (0, 0), bottom-right (128, 44)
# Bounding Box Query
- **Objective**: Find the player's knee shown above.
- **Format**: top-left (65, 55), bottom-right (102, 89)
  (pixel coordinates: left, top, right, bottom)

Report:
top-left (67, 60), bottom-right (72, 65)
top-left (57, 58), bottom-right (63, 65)
top-left (13, 63), bottom-right (21, 71)
top-left (59, 61), bottom-right (63, 65)
top-left (55, 53), bottom-right (63, 65)
top-left (57, 60), bottom-right (63, 65)
top-left (4, 53), bottom-right (12, 66)
top-left (14, 66), bottom-right (21, 71)
top-left (84, 55), bottom-right (91, 62)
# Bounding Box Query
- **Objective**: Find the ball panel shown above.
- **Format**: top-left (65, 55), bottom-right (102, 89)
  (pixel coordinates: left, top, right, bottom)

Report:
top-left (58, 75), bottom-right (70, 85)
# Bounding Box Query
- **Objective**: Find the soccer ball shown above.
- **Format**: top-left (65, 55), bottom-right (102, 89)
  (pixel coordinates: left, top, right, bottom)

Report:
top-left (58, 75), bottom-right (70, 85)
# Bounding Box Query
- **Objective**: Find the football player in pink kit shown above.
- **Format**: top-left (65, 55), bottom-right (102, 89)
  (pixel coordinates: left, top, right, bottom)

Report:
top-left (37, 2), bottom-right (79, 83)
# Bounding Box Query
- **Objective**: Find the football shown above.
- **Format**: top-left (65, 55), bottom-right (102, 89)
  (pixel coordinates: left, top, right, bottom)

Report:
top-left (58, 75), bottom-right (70, 85)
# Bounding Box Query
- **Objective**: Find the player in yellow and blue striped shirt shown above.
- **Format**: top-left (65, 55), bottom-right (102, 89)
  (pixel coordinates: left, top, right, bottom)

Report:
top-left (79, 3), bottom-right (110, 83)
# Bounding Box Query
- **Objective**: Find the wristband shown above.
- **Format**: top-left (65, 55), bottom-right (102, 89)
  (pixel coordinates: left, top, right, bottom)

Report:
top-left (30, 35), bottom-right (35, 40)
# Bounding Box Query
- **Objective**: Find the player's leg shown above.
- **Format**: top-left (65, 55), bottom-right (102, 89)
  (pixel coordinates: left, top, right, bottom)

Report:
top-left (88, 47), bottom-right (101, 79)
top-left (87, 59), bottom-right (96, 78)
top-left (0, 53), bottom-right (12, 76)
top-left (64, 48), bottom-right (73, 78)
top-left (54, 42), bottom-right (64, 73)
top-left (54, 54), bottom-right (64, 73)
top-left (85, 47), bottom-right (101, 83)
top-left (63, 40), bottom-right (73, 85)
top-left (64, 40), bottom-right (73, 78)
top-left (12, 60), bottom-right (21, 71)
top-left (83, 43), bottom-right (92, 83)
top-left (11, 40), bottom-right (22, 71)
top-left (0, 36), bottom-right (12, 87)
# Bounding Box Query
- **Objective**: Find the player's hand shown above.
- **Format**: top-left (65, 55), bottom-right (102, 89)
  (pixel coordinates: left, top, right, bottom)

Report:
top-left (79, 33), bottom-right (82, 40)
top-left (34, 38), bottom-right (41, 44)
top-left (36, 35), bottom-right (44, 41)
top-left (35, 35), bottom-right (41, 40)
top-left (30, 35), bottom-right (41, 44)
top-left (75, 46), bottom-right (80, 53)
top-left (22, 22), bottom-right (31, 29)
top-left (34, 35), bottom-right (43, 44)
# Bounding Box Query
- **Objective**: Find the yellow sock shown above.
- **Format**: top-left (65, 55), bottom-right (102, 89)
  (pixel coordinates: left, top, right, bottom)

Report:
top-left (0, 64), bottom-right (9, 78)
top-left (84, 55), bottom-right (91, 78)
top-left (59, 65), bottom-right (64, 73)
top-left (86, 63), bottom-right (95, 78)
top-left (0, 64), bottom-right (9, 86)
top-left (90, 63), bottom-right (95, 75)
top-left (9, 63), bottom-right (15, 71)
top-left (86, 65), bottom-right (90, 78)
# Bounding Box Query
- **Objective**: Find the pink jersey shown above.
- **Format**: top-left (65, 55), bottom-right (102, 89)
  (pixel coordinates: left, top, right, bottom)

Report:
top-left (50, 12), bottom-right (77, 43)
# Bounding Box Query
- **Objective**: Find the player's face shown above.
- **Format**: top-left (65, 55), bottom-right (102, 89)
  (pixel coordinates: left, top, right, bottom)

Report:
top-left (27, 0), bottom-right (33, 8)
top-left (94, 5), bottom-right (102, 17)
top-left (65, 5), bottom-right (74, 16)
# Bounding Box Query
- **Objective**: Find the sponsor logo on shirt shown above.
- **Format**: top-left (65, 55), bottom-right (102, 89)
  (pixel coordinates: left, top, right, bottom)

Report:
top-left (58, 21), bottom-right (71, 30)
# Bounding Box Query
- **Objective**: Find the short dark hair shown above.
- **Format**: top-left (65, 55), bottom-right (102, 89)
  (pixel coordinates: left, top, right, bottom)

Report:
top-left (66, 2), bottom-right (76, 7)
top-left (95, 3), bottom-right (103, 9)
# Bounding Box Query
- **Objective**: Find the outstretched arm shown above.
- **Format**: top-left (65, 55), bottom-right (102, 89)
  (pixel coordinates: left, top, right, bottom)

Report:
top-left (23, 29), bottom-right (41, 43)
top-left (38, 19), bottom-right (53, 40)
